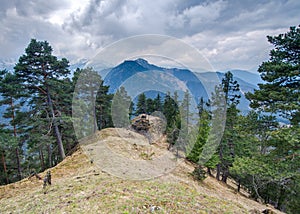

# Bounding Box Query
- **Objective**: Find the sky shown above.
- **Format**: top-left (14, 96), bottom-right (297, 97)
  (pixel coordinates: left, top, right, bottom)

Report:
top-left (0, 0), bottom-right (299, 72)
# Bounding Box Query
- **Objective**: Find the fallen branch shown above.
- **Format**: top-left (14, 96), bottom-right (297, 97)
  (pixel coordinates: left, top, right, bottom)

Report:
top-left (28, 172), bottom-right (42, 180)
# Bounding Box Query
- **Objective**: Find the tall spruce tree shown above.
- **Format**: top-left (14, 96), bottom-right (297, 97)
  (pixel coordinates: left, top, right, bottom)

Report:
top-left (187, 97), bottom-right (219, 176)
top-left (205, 84), bottom-right (226, 180)
top-left (216, 71), bottom-right (241, 183)
top-left (181, 90), bottom-right (192, 128)
top-left (187, 101), bottom-right (210, 163)
top-left (178, 90), bottom-right (194, 153)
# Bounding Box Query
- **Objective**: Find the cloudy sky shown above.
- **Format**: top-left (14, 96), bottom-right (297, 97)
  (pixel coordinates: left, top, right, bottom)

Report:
top-left (0, 0), bottom-right (299, 71)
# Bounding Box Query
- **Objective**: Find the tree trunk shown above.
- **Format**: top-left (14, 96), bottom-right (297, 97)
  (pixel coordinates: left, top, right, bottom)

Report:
top-left (16, 147), bottom-right (22, 180)
top-left (276, 186), bottom-right (285, 210)
top-left (39, 148), bottom-right (45, 171)
top-left (1, 151), bottom-right (9, 184)
top-left (221, 167), bottom-right (228, 183)
top-left (11, 97), bottom-right (17, 137)
top-left (99, 105), bottom-right (103, 130)
top-left (217, 142), bottom-right (223, 181)
top-left (91, 89), bottom-right (97, 133)
top-left (216, 164), bottom-right (221, 180)
top-left (54, 118), bottom-right (65, 160)
top-left (228, 138), bottom-right (235, 160)
top-left (46, 84), bottom-right (65, 160)
top-left (237, 179), bottom-right (241, 192)
top-left (11, 97), bottom-right (22, 181)
top-left (207, 167), bottom-right (212, 176)
top-left (48, 144), bottom-right (52, 168)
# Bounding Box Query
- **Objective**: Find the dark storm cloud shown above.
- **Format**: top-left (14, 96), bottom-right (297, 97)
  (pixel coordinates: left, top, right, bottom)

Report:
top-left (63, 0), bottom-right (164, 37)
top-left (0, 0), bottom-right (299, 70)
top-left (63, 0), bottom-right (299, 38)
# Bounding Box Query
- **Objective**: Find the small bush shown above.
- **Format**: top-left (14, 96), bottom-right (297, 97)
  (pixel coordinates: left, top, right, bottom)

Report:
top-left (192, 166), bottom-right (207, 181)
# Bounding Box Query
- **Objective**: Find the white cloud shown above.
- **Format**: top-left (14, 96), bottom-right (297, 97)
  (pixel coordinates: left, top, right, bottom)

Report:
top-left (46, 0), bottom-right (85, 25)
top-left (182, 27), bottom-right (292, 71)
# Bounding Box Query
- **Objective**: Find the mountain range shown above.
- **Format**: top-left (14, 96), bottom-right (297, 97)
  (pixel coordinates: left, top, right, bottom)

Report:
top-left (102, 58), bottom-right (262, 114)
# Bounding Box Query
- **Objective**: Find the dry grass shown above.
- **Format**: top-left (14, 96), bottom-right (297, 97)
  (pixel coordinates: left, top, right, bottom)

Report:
top-left (0, 127), bottom-right (283, 214)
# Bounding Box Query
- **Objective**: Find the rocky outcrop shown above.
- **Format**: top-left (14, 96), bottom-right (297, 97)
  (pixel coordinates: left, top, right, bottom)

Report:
top-left (131, 114), bottom-right (150, 131)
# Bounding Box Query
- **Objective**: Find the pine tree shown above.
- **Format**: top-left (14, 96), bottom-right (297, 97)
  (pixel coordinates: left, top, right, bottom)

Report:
top-left (14, 39), bottom-right (70, 160)
top-left (231, 125), bottom-right (300, 212)
top-left (135, 93), bottom-right (147, 115)
top-left (216, 71), bottom-right (241, 183)
top-left (230, 111), bottom-right (299, 213)
top-left (52, 77), bottom-right (78, 156)
top-left (0, 70), bottom-right (25, 180)
top-left (203, 85), bottom-right (226, 179)
top-left (72, 67), bottom-right (102, 134)
top-left (187, 97), bottom-right (219, 176)
top-left (0, 131), bottom-right (19, 184)
top-left (178, 90), bottom-right (194, 153)
top-left (232, 26), bottom-right (300, 213)
top-left (0, 70), bottom-right (25, 130)
top-left (111, 87), bottom-right (132, 128)
top-left (222, 71), bottom-right (241, 106)
top-left (146, 98), bottom-right (155, 114)
top-left (187, 106), bottom-right (210, 163)
top-left (153, 94), bottom-right (162, 112)
top-left (95, 82), bottom-right (113, 130)
top-left (246, 25), bottom-right (300, 125)
top-left (181, 90), bottom-right (192, 128)
top-left (230, 111), bottom-right (276, 192)
top-left (163, 92), bottom-right (181, 145)
top-left (268, 126), bottom-right (300, 212)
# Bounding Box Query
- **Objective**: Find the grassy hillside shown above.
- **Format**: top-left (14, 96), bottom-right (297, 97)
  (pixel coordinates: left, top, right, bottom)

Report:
top-left (0, 127), bottom-right (282, 214)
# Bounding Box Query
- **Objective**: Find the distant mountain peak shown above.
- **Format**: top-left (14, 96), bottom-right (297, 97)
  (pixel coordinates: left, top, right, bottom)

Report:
top-left (116, 59), bottom-right (147, 71)
top-left (135, 58), bottom-right (149, 65)
top-left (133, 58), bottom-right (162, 70)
